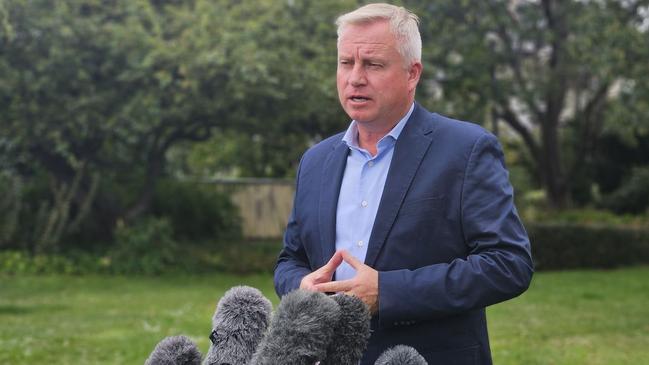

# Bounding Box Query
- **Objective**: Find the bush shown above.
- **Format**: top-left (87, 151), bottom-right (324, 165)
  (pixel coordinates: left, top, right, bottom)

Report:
top-left (106, 217), bottom-right (179, 275)
top-left (151, 180), bottom-right (242, 242)
top-left (528, 223), bottom-right (649, 270)
top-left (531, 208), bottom-right (649, 227)
top-left (0, 236), bottom-right (283, 276)
top-left (209, 240), bottom-right (281, 275)
top-left (600, 167), bottom-right (649, 214)
top-left (0, 250), bottom-right (104, 275)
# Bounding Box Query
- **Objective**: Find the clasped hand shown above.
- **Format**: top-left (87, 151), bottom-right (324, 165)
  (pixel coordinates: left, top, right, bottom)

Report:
top-left (299, 250), bottom-right (379, 314)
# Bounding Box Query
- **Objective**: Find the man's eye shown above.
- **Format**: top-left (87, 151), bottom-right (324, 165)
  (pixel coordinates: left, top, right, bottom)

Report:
top-left (339, 60), bottom-right (352, 65)
top-left (369, 63), bottom-right (383, 68)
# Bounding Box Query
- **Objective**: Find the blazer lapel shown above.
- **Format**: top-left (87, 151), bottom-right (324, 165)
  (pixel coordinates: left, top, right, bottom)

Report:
top-left (364, 105), bottom-right (435, 267)
top-left (318, 140), bottom-right (349, 267)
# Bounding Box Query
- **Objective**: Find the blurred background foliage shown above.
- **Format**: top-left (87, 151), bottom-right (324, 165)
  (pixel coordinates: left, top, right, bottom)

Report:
top-left (1, 0), bottom-right (649, 273)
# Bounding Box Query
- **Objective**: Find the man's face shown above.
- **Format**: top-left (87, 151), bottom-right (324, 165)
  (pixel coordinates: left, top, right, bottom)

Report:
top-left (337, 21), bottom-right (420, 128)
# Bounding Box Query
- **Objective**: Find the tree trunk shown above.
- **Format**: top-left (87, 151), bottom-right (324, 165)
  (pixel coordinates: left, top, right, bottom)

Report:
top-left (540, 121), bottom-right (568, 208)
top-left (540, 0), bottom-right (570, 209)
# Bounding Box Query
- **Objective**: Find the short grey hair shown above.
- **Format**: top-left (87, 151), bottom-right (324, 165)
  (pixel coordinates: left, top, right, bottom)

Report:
top-left (335, 3), bottom-right (422, 67)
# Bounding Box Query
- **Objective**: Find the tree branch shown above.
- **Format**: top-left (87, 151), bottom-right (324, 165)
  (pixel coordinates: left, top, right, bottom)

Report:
top-left (485, 1), bottom-right (544, 120)
top-left (497, 104), bottom-right (541, 165)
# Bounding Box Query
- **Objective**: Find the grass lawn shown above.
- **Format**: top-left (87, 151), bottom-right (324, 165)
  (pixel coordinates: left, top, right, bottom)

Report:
top-left (1, 267), bottom-right (648, 364)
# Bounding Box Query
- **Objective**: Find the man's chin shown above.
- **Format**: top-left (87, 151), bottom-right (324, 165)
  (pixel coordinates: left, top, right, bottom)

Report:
top-left (344, 109), bottom-right (375, 123)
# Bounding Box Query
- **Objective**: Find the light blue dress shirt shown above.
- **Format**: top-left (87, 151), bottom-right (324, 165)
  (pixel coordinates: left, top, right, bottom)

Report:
top-left (334, 103), bottom-right (415, 281)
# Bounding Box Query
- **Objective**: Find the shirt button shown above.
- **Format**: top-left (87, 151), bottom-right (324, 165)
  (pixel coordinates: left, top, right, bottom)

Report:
top-left (368, 161), bottom-right (374, 167)
top-left (361, 200), bottom-right (368, 207)
top-left (357, 240), bottom-right (364, 247)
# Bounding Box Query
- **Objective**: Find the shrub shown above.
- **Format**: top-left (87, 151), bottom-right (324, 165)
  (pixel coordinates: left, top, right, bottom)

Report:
top-left (531, 208), bottom-right (649, 227)
top-left (0, 250), bottom-right (103, 275)
top-left (151, 180), bottom-right (242, 242)
top-left (210, 240), bottom-right (281, 275)
top-left (528, 223), bottom-right (649, 270)
top-left (106, 217), bottom-right (179, 275)
top-left (0, 238), bottom-right (282, 276)
top-left (600, 167), bottom-right (649, 214)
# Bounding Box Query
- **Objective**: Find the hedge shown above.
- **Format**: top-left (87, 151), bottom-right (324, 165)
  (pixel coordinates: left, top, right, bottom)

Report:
top-left (3, 224), bottom-right (649, 275)
top-left (527, 223), bottom-right (649, 270)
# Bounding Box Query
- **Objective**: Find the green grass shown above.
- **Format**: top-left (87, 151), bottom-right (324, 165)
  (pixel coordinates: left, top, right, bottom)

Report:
top-left (0, 274), bottom-right (277, 364)
top-left (487, 266), bottom-right (649, 364)
top-left (1, 268), bottom-right (648, 364)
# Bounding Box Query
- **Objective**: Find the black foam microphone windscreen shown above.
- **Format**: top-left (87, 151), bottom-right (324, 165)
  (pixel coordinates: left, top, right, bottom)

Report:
top-left (145, 335), bottom-right (202, 365)
top-left (320, 293), bottom-right (371, 365)
top-left (374, 345), bottom-right (428, 365)
top-left (202, 286), bottom-right (273, 365)
top-left (249, 289), bottom-right (341, 365)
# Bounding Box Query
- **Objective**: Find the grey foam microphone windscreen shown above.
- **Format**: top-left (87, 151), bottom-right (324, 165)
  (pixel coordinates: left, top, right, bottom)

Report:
top-left (202, 286), bottom-right (273, 365)
top-left (249, 289), bottom-right (341, 365)
top-left (145, 335), bottom-right (202, 365)
top-left (320, 294), bottom-right (371, 365)
top-left (374, 345), bottom-right (428, 365)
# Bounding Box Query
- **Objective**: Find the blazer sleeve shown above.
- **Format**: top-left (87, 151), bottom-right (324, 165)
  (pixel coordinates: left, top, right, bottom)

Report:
top-left (274, 159), bottom-right (312, 297)
top-left (377, 133), bottom-right (534, 328)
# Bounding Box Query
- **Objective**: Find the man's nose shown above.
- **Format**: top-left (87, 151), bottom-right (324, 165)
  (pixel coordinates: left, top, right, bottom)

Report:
top-left (349, 63), bottom-right (367, 87)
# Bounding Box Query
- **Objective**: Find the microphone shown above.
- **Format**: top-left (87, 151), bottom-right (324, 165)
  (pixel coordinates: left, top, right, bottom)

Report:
top-left (320, 294), bottom-right (371, 365)
top-left (145, 335), bottom-right (202, 365)
top-left (203, 286), bottom-right (273, 365)
top-left (374, 345), bottom-right (428, 365)
top-left (250, 289), bottom-right (341, 365)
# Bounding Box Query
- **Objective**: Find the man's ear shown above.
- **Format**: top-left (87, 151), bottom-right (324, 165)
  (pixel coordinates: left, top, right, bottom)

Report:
top-left (408, 61), bottom-right (423, 90)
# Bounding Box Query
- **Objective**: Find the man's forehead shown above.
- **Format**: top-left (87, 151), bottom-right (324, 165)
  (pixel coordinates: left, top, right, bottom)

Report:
top-left (338, 40), bottom-right (390, 49)
top-left (337, 36), bottom-right (396, 56)
top-left (338, 36), bottom-right (395, 54)
top-left (337, 43), bottom-right (392, 58)
top-left (339, 21), bottom-right (395, 42)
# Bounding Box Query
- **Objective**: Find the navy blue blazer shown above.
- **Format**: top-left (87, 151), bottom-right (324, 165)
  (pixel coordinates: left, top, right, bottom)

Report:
top-left (274, 103), bottom-right (533, 365)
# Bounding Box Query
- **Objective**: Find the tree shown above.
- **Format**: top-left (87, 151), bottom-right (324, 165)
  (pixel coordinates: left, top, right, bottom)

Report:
top-left (409, 0), bottom-right (649, 208)
top-left (169, 0), bottom-right (354, 178)
top-left (0, 0), bottom-right (355, 250)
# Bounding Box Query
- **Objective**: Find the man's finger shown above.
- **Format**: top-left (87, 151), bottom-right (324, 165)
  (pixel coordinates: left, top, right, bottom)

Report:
top-left (314, 279), bottom-right (353, 293)
top-left (322, 250), bottom-right (344, 271)
top-left (340, 250), bottom-right (364, 269)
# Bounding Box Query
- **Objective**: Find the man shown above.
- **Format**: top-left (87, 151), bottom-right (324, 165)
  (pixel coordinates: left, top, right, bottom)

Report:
top-left (274, 3), bottom-right (533, 364)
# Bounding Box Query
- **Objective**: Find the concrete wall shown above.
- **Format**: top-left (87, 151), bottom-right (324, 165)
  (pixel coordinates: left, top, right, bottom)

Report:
top-left (205, 178), bottom-right (295, 239)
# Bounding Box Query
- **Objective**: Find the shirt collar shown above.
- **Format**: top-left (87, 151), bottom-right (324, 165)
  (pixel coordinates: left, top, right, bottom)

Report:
top-left (342, 103), bottom-right (415, 149)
